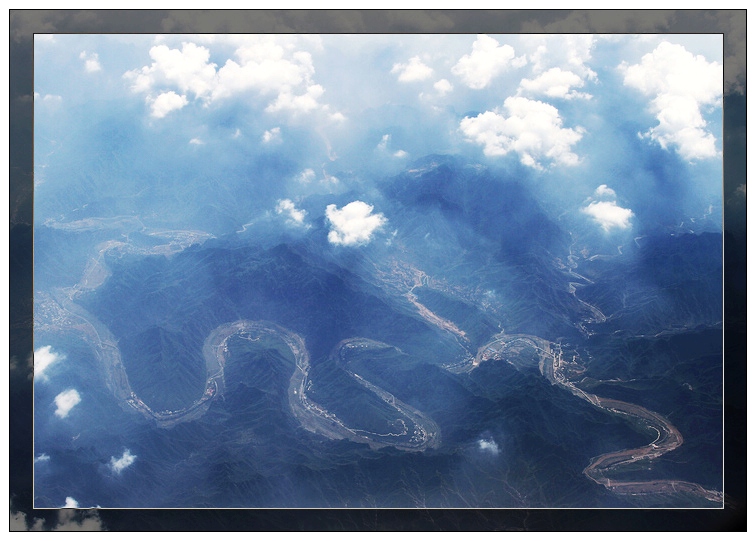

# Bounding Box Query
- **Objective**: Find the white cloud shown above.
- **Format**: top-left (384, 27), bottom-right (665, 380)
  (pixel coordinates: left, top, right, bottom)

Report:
top-left (109, 449), bottom-right (137, 474)
top-left (296, 168), bottom-right (316, 184)
top-left (620, 41), bottom-right (722, 161)
top-left (582, 200), bottom-right (634, 232)
top-left (275, 199), bottom-right (308, 227)
top-left (63, 497), bottom-right (79, 508)
top-left (124, 42), bottom-right (217, 99)
top-left (265, 84), bottom-right (324, 114)
top-left (452, 34), bottom-right (526, 89)
top-left (522, 35), bottom-right (597, 81)
top-left (391, 56), bottom-right (434, 82)
top-left (735, 184), bottom-right (746, 198)
top-left (518, 67), bottom-right (591, 100)
top-left (594, 184), bottom-right (617, 198)
top-left (124, 37), bottom-right (335, 118)
top-left (34, 345), bottom-right (64, 381)
top-left (79, 51), bottom-right (101, 73)
top-left (393, 150), bottom-right (408, 158)
top-left (54, 389), bottom-right (81, 419)
top-left (232, 128), bottom-right (242, 138)
top-left (459, 96), bottom-right (583, 168)
top-left (325, 201), bottom-right (387, 246)
top-left (477, 437), bottom-right (500, 455)
top-left (377, 134), bottom-right (391, 151)
top-left (149, 91), bottom-right (187, 118)
top-left (188, 137), bottom-right (204, 145)
top-left (433, 78), bottom-right (453, 95)
top-left (262, 127), bottom-right (281, 143)
top-left (35, 453), bottom-right (51, 464)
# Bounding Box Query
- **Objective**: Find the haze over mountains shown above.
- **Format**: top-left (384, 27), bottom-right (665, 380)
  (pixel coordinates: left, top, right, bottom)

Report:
top-left (33, 33), bottom-right (724, 509)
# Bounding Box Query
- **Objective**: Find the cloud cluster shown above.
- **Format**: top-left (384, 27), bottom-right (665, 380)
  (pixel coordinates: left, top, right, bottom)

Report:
top-left (581, 184), bottom-right (634, 232)
top-left (64, 497), bottom-right (79, 508)
top-left (452, 34), bottom-right (526, 90)
top-left (516, 35), bottom-right (597, 100)
top-left (54, 389), bottom-right (81, 418)
top-left (391, 56), bottom-right (433, 82)
top-left (124, 37), bottom-right (335, 118)
top-left (620, 41), bottom-right (722, 160)
top-left (325, 201), bottom-right (387, 246)
top-left (459, 96), bottom-right (583, 168)
top-left (275, 199), bottom-right (308, 227)
top-left (109, 449), bottom-right (137, 474)
top-left (34, 345), bottom-right (65, 381)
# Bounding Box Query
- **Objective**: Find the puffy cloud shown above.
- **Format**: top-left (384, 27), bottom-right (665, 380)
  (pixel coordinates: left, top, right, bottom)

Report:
top-left (54, 389), bottom-right (81, 418)
top-left (459, 96), bottom-right (583, 168)
top-left (393, 150), bottom-right (408, 158)
top-left (452, 34), bottom-right (526, 89)
top-left (391, 56), bottom-right (434, 82)
top-left (262, 127), bottom-right (281, 143)
top-left (124, 42), bottom-right (217, 98)
top-left (582, 200), bottom-right (634, 232)
top-left (149, 90), bottom-right (187, 118)
top-left (433, 78), bottom-right (453, 95)
top-left (265, 84), bottom-right (324, 114)
top-left (275, 199), bottom-right (308, 227)
top-left (518, 67), bottom-right (591, 100)
top-left (594, 184), bottom-right (617, 198)
top-left (325, 201), bottom-right (387, 246)
top-left (64, 497), bottom-right (79, 508)
top-left (124, 37), bottom-right (335, 118)
top-left (477, 437), bottom-right (500, 455)
top-left (109, 449), bottom-right (137, 474)
top-left (35, 453), bottom-right (51, 464)
top-left (34, 345), bottom-right (65, 381)
top-left (188, 137), bottom-right (204, 145)
top-left (620, 41), bottom-right (722, 161)
top-left (79, 51), bottom-right (101, 73)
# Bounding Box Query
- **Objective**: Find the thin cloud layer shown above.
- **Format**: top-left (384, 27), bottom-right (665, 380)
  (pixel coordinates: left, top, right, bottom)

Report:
top-left (325, 201), bottom-right (387, 246)
top-left (459, 96), bottom-right (583, 168)
top-left (54, 389), bottom-right (81, 418)
top-left (620, 41), bottom-right (722, 160)
top-left (109, 449), bottom-right (137, 474)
